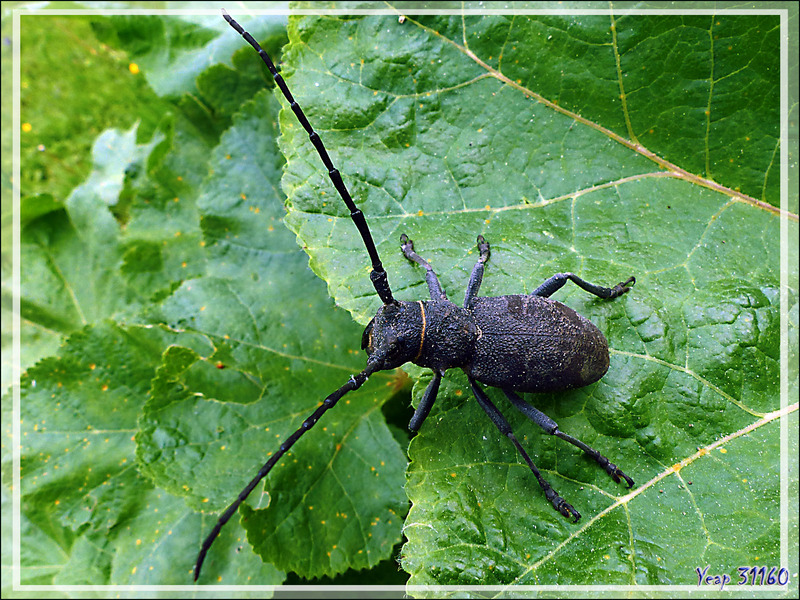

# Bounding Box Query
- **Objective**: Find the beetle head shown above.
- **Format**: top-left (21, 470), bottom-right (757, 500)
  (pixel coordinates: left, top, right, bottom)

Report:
top-left (361, 301), bottom-right (423, 370)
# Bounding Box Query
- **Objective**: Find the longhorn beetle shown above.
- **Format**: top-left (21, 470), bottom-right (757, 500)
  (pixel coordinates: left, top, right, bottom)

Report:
top-left (195, 10), bottom-right (637, 580)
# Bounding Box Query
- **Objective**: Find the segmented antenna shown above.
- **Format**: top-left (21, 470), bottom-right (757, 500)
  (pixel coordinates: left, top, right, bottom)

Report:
top-left (193, 361), bottom-right (382, 581)
top-left (222, 9), bottom-right (396, 305)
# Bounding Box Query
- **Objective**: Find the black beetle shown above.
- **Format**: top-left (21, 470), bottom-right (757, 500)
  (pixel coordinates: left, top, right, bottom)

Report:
top-left (195, 10), bottom-right (636, 580)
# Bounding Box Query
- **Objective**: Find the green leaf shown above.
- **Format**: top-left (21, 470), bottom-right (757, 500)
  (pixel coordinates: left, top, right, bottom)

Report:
top-left (9, 11), bottom-right (281, 386)
top-left (135, 90), bottom-right (408, 579)
top-left (265, 13), bottom-right (795, 587)
top-left (7, 12), bottom-right (194, 391)
top-left (18, 125), bottom-right (162, 336)
top-left (91, 14), bottom-right (286, 99)
top-left (13, 61), bottom-right (219, 382)
top-left (17, 111), bottom-right (212, 335)
top-left (6, 320), bottom-right (281, 586)
top-left (8, 8), bottom-right (796, 591)
top-left (11, 12), bottom-right (410, 585)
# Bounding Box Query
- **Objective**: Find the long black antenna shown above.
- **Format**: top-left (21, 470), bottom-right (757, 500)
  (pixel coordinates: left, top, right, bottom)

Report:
top-left (222, 9), bottom-right (396, 305)
top-left (194, 360), bottom-right (382, 581)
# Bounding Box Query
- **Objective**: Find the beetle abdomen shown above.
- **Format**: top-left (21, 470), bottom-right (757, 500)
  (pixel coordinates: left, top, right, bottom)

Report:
top-left (467, 295), bottom-right (609, 393)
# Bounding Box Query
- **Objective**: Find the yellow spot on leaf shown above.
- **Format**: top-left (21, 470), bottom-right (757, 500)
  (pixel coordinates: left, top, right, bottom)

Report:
top-left (129, 63), bottom-right (140, 74)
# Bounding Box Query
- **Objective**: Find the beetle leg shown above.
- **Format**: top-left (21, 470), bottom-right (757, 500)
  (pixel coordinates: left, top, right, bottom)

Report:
top-left (400, 234), bottom-right (448, 302)
top-left (503, 389), bottom-right (635, 488)
top-left (408, 370), bottom-right (443, 432)
top-left (532, 273), bottom-right (635, 300)
top-left (467, 375), bottom-right (581, 523)
top-left (463, 235), bottom-right (490, 309)
top-left (553, 429), bottom-right (635, 487)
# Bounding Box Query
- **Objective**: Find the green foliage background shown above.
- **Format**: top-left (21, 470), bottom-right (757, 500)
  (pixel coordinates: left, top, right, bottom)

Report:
top-left (2, 2), bottom-right (797, 597)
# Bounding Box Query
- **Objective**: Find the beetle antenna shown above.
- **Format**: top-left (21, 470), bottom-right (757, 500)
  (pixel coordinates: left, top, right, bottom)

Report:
top-left (193, 358), bottom-right (383, 581)
top-left (222, 9), bottom-right (396, 305)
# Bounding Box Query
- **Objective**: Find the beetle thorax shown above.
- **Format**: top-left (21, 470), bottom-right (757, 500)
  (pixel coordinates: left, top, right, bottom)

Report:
top-left (361, 300), bottom-right (477, 372)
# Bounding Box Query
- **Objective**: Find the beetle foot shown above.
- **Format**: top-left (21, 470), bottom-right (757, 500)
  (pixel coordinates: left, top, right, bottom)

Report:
top-left (607, 463), bottom-right (635, 488)
top-left (400, 233), bottom-right (414, 252)
top-left (545, 488), bottom-right (581, 523)
top-left (476, 235), bottom-right (490, 262)
top-left (609, 276), bottom-right (636, 298)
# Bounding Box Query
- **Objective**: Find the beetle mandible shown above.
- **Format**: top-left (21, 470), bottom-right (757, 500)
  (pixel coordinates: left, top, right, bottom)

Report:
top-left (195, 10), bottom-right (637, 580)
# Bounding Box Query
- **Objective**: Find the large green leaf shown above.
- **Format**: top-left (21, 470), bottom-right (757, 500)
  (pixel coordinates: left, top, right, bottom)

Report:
top-left (9, 14), bottom-right (410, 586)
top-left (136, 90), bottom-right (408, 580)
top-left (5, 11), bottom-right (180, 394)
top-left (6, 7), bottom-right (796, 594)
top-left (7, 10), bottom-right (285, 392)
top-left (261, 11), bottom-right (795, 588)
top-left (5, 320), bottom-right (282, 586)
